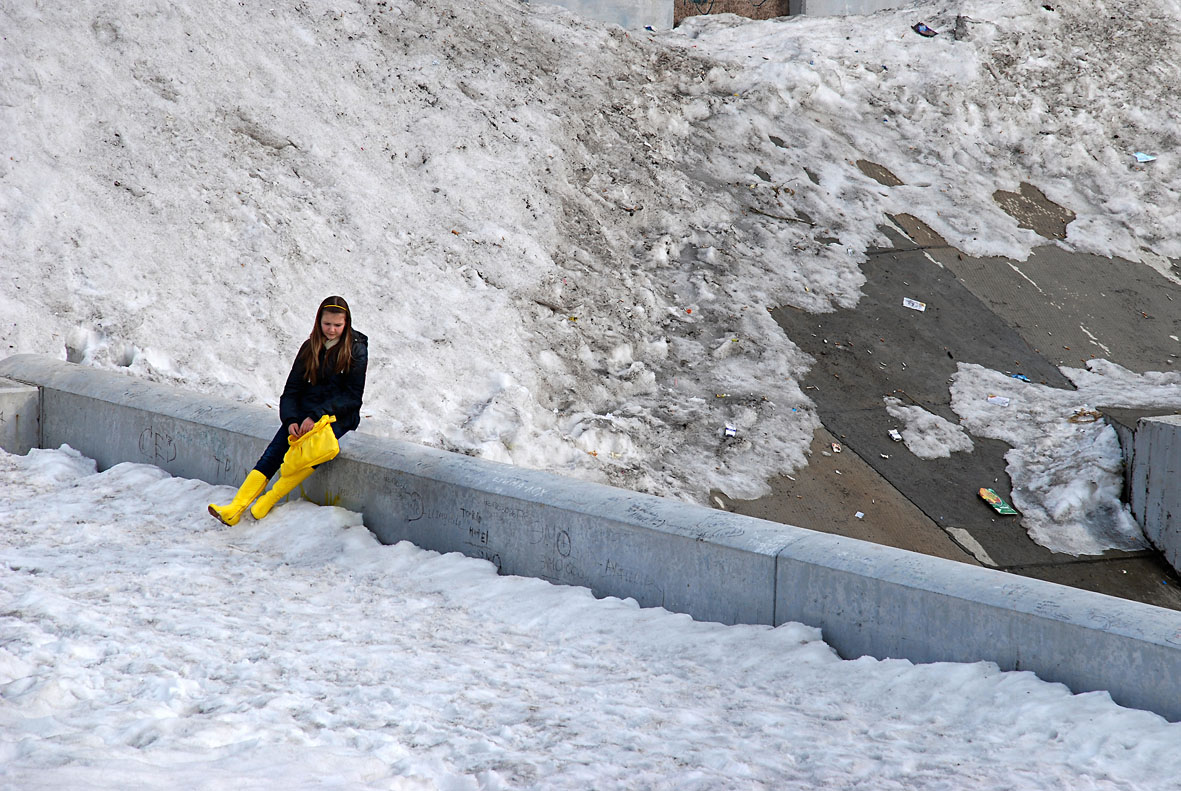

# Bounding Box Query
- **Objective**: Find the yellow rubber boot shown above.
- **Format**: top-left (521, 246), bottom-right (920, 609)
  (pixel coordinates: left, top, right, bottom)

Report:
top-left (208, 470), bottom-right (268, 526)
top-left (250, 466), bottom-right (316, 521)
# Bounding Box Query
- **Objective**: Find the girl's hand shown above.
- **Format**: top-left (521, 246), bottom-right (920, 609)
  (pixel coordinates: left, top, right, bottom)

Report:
top-left (289, 418), bottom-right (316, 438)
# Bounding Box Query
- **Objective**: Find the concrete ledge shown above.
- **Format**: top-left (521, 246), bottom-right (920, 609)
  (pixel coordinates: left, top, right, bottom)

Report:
top-left (4, 353), bottom-right (1181, 721)
top-left (0, 377), bottom-right (39, 456)
top-left (776, 533), bottom-right (1181, 718)
top-left (1131, 415), bottom-right (1181, 573)
top-left (309, 433), bottom-right (786, 626)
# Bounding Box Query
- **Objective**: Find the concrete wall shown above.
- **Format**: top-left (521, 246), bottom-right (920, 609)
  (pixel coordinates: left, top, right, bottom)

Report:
top-left (545, 0), bottom-right (904, 29)
top-left (674, 0), bottom-right (791, 26)
top-left (0, 377), bottom-right (39, 456)
top-left (674, 0), bottom-right (904, 25)
top-left (542, 0), bottom-right (673, 29)
top-left (796, 0), bottom-right (904, 15)
top-left (1131, 415), bottom-right (1181, 573)
top-left (5, 353), bottom-right (1181, 721)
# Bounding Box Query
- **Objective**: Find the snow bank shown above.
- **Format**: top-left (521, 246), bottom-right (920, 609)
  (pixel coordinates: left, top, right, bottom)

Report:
top-left (4, 445), bottom-right (1181, 788)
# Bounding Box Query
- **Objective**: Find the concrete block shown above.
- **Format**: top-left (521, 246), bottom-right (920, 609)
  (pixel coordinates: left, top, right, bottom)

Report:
top-left (793, 0), bottom-right (906, 15)
top-left (1133, 415), bottom-right (1181, 572)
top-left (0, 377), bottom-right (40, 455)
top-left (544, 0), bottom-right (672, 29)
top-left (1104, 408), bottom-right (1178, 510)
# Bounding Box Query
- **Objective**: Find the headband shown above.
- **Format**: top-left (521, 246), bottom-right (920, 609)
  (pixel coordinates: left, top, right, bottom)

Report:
top-left (323, 304), bottom-right (347, 311)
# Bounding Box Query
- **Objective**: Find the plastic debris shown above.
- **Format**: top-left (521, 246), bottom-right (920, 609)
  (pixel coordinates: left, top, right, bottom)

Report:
top-left (987, 395), bottom-right (1010, 407)
top-left (1010, 373), bottom-right (1030, 382)
top-left (831, 442), bottom-right (842, 453)
top-left (855, 511), bottom-right (865, 519)
top-left (979, 488), bottom-right (1018, 515)
top-left (902, 297), bottom-right (927, 312)
top-left (723, 424), bottom-right (737, 438)
top-left (913, 22), bottom-right (938, 37)
top-left (888, 429), bottom-right (903, 441)
top-left (1134, 152), bottom-right (1157, 163)
top-left (880, 453), bottom-right (890, 459)
top-left (1068, 407), bottom-right (1103, 424)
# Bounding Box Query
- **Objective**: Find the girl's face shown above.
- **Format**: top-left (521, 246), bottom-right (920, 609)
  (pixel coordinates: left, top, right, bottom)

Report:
top-left (320, 311), bottom-right (346, 341)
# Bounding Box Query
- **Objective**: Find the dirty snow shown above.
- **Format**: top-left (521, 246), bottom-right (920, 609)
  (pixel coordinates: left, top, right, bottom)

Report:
top-left (1, 3), bottom-right (1179, 546)
top-left (883, 396), bottom-right (974, 459)
top-left (952, 361), bottom-right (1181, 555)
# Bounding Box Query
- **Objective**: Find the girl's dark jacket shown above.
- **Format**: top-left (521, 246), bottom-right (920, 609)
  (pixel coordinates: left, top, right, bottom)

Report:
top-left (279, 331), bottom-right (368, 433)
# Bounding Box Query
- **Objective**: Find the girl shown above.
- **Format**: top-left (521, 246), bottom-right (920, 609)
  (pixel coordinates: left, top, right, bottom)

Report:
top-left (209, 296), bottom-right (368, 525)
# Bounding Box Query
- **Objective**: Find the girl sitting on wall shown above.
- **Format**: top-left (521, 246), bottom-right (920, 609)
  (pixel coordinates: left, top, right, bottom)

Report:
top-left (209, 295), bottom-right (368, 524)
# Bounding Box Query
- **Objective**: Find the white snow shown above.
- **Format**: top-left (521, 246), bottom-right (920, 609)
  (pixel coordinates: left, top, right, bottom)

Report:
top-left (3, 1), bottom-right (1181, 776)
top-left (4, 444), bottom-right (1181, 789)
top-left (883, 396), bottom-right (973, 459)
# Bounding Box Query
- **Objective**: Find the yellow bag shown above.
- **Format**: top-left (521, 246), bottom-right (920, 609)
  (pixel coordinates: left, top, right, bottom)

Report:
top-left (280, 415), bottom-right (339, 476)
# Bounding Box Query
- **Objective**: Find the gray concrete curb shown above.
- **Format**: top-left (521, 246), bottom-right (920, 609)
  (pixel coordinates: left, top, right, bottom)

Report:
top-left (3, 353), bottom-right (1181, 721)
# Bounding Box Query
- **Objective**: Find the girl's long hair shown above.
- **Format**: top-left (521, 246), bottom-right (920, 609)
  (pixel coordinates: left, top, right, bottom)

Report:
top-left (299, 296), bottom-right (354, 385)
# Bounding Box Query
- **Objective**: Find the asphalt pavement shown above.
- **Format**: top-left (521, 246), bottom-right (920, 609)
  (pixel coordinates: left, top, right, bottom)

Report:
top-left (720, 164), bottom-right (1181, 610)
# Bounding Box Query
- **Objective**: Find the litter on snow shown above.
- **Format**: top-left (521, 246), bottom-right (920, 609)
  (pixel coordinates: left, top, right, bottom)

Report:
top-left (723, 424), bottom-right (738, 437)
top-left (986, 395), bottom-right (1011, 407)
top-left (979, 488), bottom-right (1019, 515)
top-left (1068, 407), bottom-right (1103, 423)
top-left (888, 429), bottom-right (903, 441)
top-left (1010, 373), bottom-right (1030, 382)
top-left (913, 22), bottom-right (938, 37)
top-left (902, 297), bottom-right (927, 312)
top-left (1134, 152), bottom-right (1157, 163)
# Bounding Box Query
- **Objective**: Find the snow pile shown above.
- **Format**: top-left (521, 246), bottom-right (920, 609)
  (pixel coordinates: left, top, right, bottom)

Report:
top-left (679, 0), bottom-right (1181, 261)
top-left (2, 0), bottom-right (1179, 540)
top-left (951, 361), bottom-right (1181, 555)
top-left (2, 0), bottom-right (833, 501)
top-left (4, 445), bottom-right (1181, 789)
